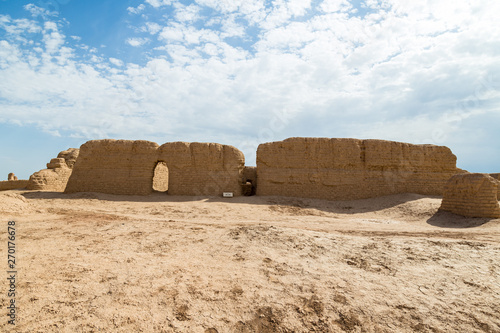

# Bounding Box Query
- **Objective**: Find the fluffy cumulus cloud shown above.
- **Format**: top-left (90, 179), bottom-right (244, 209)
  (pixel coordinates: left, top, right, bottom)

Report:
top-left (1, 0), bottom-right (499, 169)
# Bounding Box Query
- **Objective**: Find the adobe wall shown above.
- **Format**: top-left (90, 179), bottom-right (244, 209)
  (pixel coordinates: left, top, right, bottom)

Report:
top-left (492, 174), bottom-right (500, 197)
top-left (440, 173), bottom-right (500, 218)
top-left (65, 140), bottom-right (245, 196)
top-left (0, 180), bottom-right (29, 191)
top-left (257, 138), bottom-right (460, 200)
top-left (27, 148), bottom-right (79, 192)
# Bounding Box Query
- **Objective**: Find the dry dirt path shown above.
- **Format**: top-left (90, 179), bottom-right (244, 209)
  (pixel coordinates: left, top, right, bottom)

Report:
top-left (1, 190), bottom-right (499, 332)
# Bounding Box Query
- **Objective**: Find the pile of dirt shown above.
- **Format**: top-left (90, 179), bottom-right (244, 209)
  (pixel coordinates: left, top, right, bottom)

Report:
top-left (0, 191), bottom-right (32, 214)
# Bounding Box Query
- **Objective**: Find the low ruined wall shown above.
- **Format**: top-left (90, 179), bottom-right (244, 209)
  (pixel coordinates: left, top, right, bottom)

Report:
top-left (0, 180), bottom-right (29, 191)
top-left (27, 148), bottom-right (79, 192)
top-left (27, 167), bottom-right (73, 191)
top-left (65, 140), bottom-right (245, 196)
top-left (440, 173), bottom-right (500, 218)
top-left (257, 138), bottom-right (460, 200)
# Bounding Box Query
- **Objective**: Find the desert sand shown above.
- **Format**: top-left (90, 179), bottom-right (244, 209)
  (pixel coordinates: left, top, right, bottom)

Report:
top-left (1, 190), bottom-right (499, 332)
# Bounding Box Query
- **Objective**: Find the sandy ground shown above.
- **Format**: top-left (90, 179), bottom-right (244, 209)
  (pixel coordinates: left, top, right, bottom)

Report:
top-left (0, 190), bottom-right (499, 332)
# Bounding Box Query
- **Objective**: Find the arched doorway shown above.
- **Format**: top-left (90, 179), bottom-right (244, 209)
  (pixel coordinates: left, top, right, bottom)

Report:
top-left (152, 161), bottom-right (169, 193)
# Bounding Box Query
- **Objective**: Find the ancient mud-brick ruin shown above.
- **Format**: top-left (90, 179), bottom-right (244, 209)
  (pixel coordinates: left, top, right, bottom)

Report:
top-left (65, 140), bottom-right (244, 196)
top-left (257, 138), bottom-right (461, 200)
top-left (3, 138), bottom-right (466, 201)
top-left (440, 173), bottom-right (500, 218)
top-left (4, 137), bottom-right (498, 220)
top-left (27, 148), bottom-right (79, 191)
top-left (0, 173), bottom-right (28, 191)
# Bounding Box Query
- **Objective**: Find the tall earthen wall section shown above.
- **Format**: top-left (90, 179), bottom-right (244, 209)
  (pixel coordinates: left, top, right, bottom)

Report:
top-left (440, 173), bottom-right (500, 218)
top-left (65, 140), bottom-right (245, 196)
top-left (257, 138), bottom-right (460, 200)
top-left (491, 174), bottom-right (500, 197)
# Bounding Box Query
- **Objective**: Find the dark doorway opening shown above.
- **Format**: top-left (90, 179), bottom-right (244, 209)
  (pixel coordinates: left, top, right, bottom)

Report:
top-left (152, 161), bottom-right (169, 193)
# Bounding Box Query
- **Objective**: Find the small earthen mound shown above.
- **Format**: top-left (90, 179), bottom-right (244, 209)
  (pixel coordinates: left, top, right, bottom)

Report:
top-left (0, 192), bottom-right (32, 213)
top-left (8, 173), bottom-right (18, 181)
top-left (440, 173), bottom-right (500, 218)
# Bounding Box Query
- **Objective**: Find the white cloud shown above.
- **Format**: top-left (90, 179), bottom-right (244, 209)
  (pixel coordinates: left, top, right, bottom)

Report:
top-left (158, 24), bottom-right (185, 42)
top-left (145, 0), bottom-right (173, 8)
top-left (126, 37), bottom-right (149, 47)
top-left (159, 23), bottom-right (219, 45)
top-left (43, 22), bottom-right (65, 54)
top-left (319, 0), bottom-right (351, 13)
top-left (1, 0), bottom-right (499, 170)
top-left (0, 16), bottom-right (42, 42)
top-left (23, 4), bottom-right (57, 18)
top-left (219, 15), bottom-right (246, 38)
top-left (286, 0), bottom-right (312, 17)
top-left (194, 0), bottom-right (247, 13)
top-left (174, 3), bottom-right (201, 22)
top-left (109, 58), bottom-right (124, 67)
top-left (144, 22), bottom-right (162, 34)
top-left (127, 4), bottom-right (146, 14)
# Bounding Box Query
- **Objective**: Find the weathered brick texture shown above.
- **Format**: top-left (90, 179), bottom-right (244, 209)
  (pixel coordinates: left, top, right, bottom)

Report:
top-left (440, 173), bottom-right (500, 218)
top-left (27, 148), bottom-right (79, 191)
top-left (0, 180), bottom-right (29, 191)
top-left (257, 137), bottom-right (460, 200)
top-left (65, 140), bottom-right (245, 196)
top-left (491, 174), bottom-right (500, 197)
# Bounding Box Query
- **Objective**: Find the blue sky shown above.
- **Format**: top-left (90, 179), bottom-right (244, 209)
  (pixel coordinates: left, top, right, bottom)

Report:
top-left (1, 0), bottom-right (499, 179)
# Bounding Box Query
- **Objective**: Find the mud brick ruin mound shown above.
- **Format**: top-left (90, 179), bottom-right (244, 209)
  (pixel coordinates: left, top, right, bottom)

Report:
top-left (257, 138), bottom-right (461, 200)
top-left (27, 148), bottom-right (80, 191)
top-left (65, 139), bottom-right (245, 196)
top-left (440, 173), bottom-right (500, 218)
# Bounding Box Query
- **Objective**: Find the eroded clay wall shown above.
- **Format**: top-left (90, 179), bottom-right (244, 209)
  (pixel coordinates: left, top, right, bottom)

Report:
top-left (27, 148), bottom-right (80, 191)
top-left (0, 180), bottom-right (29, 191)
top-left (158, 142), bottom-right (244, 196)
top-left (65, 140), bottom-right (160, 195)
top-left (492, 174), bottom-right (500, 197)
top-left (440, 173), bottom-right (500, 218)
top-left (65, 140), bottom-right (244, 196)
top-left (257, 138), bottom-right (460, 200)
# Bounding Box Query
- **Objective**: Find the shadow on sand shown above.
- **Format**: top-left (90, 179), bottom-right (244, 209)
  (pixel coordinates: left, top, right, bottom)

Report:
top-left (17, 190), bottom-right (499, 228)
top-left (426, 210), bottom-right (494, 229)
